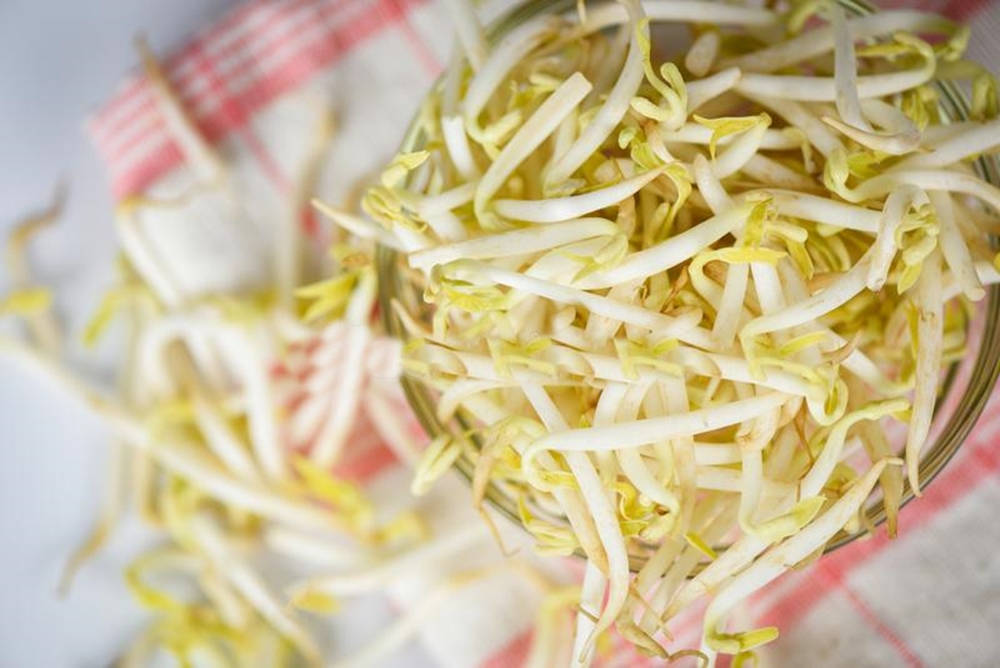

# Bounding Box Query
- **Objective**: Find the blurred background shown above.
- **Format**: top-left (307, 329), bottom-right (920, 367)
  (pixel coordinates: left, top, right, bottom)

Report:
top-left (0, 2), bottom-right (237, 665)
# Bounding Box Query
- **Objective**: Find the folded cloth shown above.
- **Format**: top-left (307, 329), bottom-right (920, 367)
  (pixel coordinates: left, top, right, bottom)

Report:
top-left (89, 1), bottom-right (1000, 666)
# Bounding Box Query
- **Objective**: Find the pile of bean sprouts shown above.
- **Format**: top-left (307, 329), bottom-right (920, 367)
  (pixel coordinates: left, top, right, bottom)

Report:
top-left (312, 0), bottom-right (1000, 664)
top-left (0, 38), bottom-right (576, 668)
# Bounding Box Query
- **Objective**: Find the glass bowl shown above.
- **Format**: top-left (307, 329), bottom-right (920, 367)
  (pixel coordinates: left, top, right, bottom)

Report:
top-left (376, 0), bottom-right (1000, 566)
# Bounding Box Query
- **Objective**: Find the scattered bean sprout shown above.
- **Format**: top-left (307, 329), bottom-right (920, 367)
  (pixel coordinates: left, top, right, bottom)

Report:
top-left (323, 0), bottom-right (1000, 663)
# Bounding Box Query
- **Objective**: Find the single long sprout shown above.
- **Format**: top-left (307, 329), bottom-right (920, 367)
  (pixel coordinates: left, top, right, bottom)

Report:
top-left (522, 383), bottom-right (630, 657)
top-left (476, 72), bottom-right (594, 224)
top-left (188, 511), bottom-right (322, 666)
top-left (441, 0), bottom-right (487, 71)
top-left (544, 0), bottom-right (647, 190)
top-left (907, 250), bottom-right (944, 495)
top-left (495, 166), bottom-right (664, 223)
top-left (722, 10), bottom-right (955, 73)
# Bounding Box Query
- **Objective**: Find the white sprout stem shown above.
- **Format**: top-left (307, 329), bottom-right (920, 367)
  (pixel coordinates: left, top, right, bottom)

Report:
top-left (907, 250), bottom-right (943, 495)
top-left (861, 99), bottom-right (920, 136)
top-left (423, 210), bottom-right (467, 243)
top-left (693, 153), bottom-right (732, 217)
top-left (463, 14), bottom-right (563, 131)
top-left (697, 466), bottom-right (794, 495)
top-left (136, 38), bottom-right (222, 182)
top-left (866, 185), bottom-right (928, 291)
top-left (415, 181), bottom-right (477, 218)
top-left (897, 119), bottom-right (1000, 169)
top-left (550, 107), bottom-right (579, 170)
top-left (630, 533), bottom-right (685, 616)
top-left (702, 460), bottom-right (890, 648)
top-left (0, 339), bottom-right (337, 531)
top-left (199, 570), bottom-right (252, 630)
top-left (662, 124), bottom-right (799, 150)
top-left (437, 378), bottom-right (518, 421)
top-left (444, 260), bottom-right (700, 337)
top-left (921, 120), bottom-right (977, 145)
top-left (117, 424), bottom-right (339, 533)
top-left (574, 201), bottom-right (753, 289)
top-left (713, 120), bottom-right (770, 178)
top-left (495, 166), bottom-right (664, 223)
top-left (737, 407), bottom-right (778, 532)
top-left (522, 383), bottom-right (629, 654)
top-left (59, 440), bottom-right (126, 594)
top-left (686, 67), bottom-right (742, 112)
top-left (821, 115), bottom-right (920, 156)
top-left (115, 211), bottom-right (184, 307)
top-left (740, 93), bottom-right (843, 157)
top-left (572, 561), bottom-right (605, 668)
top-left (736, 58), bottom-right (935, 102)
top-left (263, 526), bottom-right (366, 568)
top-left (442, 0), bottom-right (487, 71)
top-left (390, 224), bottom-right (433, 253)
top-left (722, 10), bottom-right (954, 73)
top-left (450, 391), bottom-right (609, 570)
top-left (291, 523), bottom-right (488, 597)
top-left (188, 511), bottom-right (322, 665)
top-left (474, 72), bottom-right (593, 218)
top-left (327, 568), bottom-right (503, 668)
top-left (311, 199), bottom-right (405, 250)
top-left (840, 169), bottom-right (1000, 213)
top-left (526, 391), bottom-right (788, 454)
top-left (755, 189), bottom-right (879, 233)
top-left (584, 279), bottom-right (642, 343)
top-left (610, 382), bottom-right (680, 513)
top-left (545, 0), bottom-right (647, 189)
top-left (441, 115), bottom-right (480, 181)
top-left (799, 399), bottom-right (907, 499)
top-left (581, 1), bottom-right (776, 32)
top-left (583, 15), bottom-right (631, 105)
top-left (192, 397), bottom-right (261, 482)
top-left (410, 217), bottom-right (617, 270)
top-left (674, 349), bottom-right (818, 403)
top-left (831, 3), bottom-right (872, 132)
top-left (685, 30), bottom-right (720, 78)
top-left (742, 252), bottom-right (871, 339)
top-left (931, 191), bottom-right (986, 301)
top-left (742, 154), bottom-right (820, 191)
top-left (694, 442), bottom-right (741, 466)
top-left (638, 498), bottom-right (737, 633)
top-left (714, 263), bottom-right (749, 348)
top-left (223, 329), bottom-right (287, 480)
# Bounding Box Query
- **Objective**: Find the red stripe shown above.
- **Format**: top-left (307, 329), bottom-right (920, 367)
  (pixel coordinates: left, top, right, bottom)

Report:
top-left (99, 0), bottom-right (361, 161)
top-left (105, 0), bottom-right (411, 166)
top-left (91, 0), bottom-right (329, 143)
top-left (480, 630), bottom-right (533, 668)
top-left (98, 0), bottom-right (430, 197)
top-left (838, 580), bottom-right (924, 668)
top-left (188, 39), bottom-right (294, 195)
top-left (944, 0), bottom-right (994, 21)
top-left (873, 0), bottom-right (990, 21)
top-left (334, 439), bottom-right (398, 483)
top-left (756, 404), bottom-right (1000, 630)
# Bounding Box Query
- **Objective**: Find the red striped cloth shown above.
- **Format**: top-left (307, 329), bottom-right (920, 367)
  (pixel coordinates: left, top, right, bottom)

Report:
top-left (88, 1), bottom-right (1000, 665)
